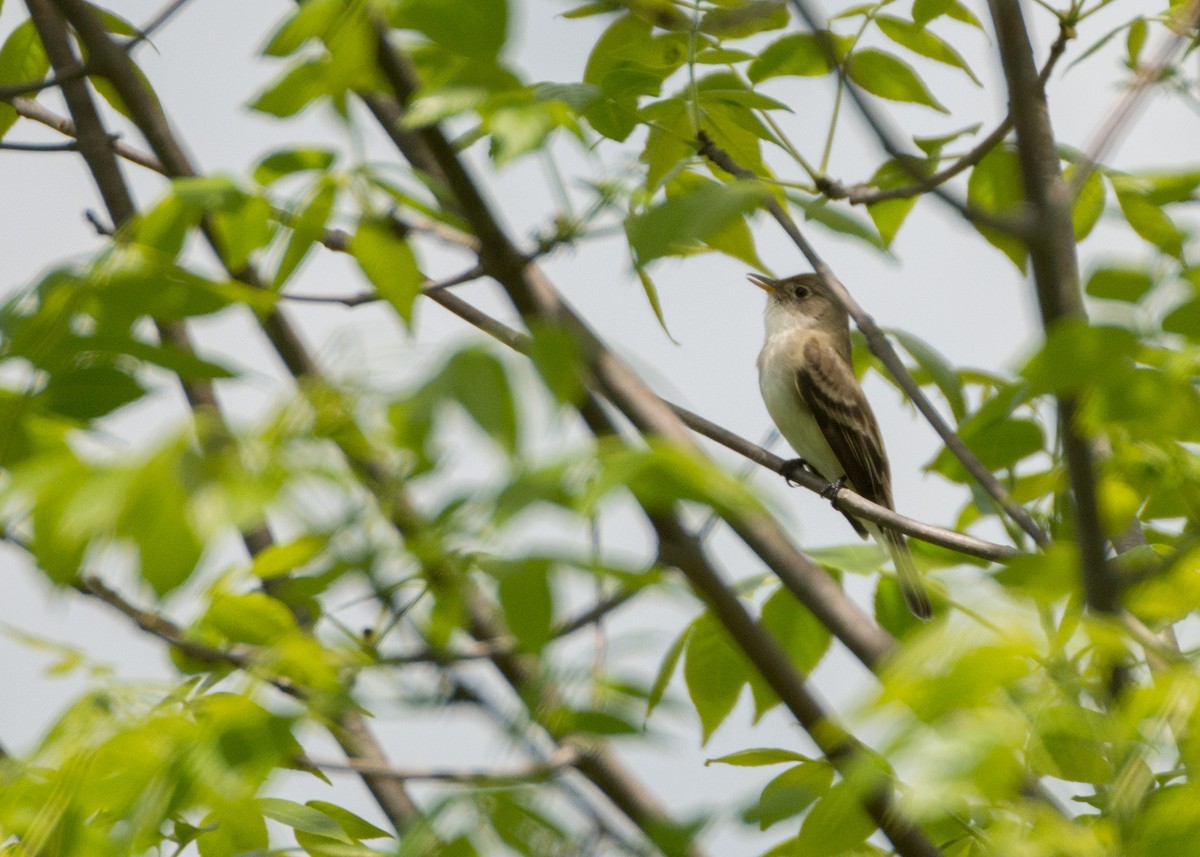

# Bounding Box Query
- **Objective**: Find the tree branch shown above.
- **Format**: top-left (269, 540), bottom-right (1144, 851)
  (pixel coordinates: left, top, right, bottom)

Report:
top-left (303, 747), bottom-right (579, 785)
top-left (985, 0), bottom-right (1112, 614)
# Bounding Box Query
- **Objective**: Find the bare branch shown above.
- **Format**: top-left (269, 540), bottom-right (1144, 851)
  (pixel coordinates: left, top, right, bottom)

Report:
top-left (304, 747), bottom-right (580, 784)
top-left (281, 264), bottom-right (486, 307)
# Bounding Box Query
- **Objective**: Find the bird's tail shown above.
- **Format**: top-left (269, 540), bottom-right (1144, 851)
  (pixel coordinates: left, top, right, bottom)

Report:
top-left (870, 524), bottom-right (932, 620)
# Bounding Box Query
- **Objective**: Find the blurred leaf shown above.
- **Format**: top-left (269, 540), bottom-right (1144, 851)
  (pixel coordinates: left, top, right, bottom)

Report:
top-left (305, 801), bottom-right (391, 841)
top-left (1021, 322), bottom-right (1138, 395)
top-left (496, 560), bottom-right (554, 652)
top-left (0, 21), bottom-right (50, 140)
top-left (967, 146), bottom-right (1027, 270)
top-left (700, 1), bottom-right (788, 38)
top-left (748, 32), bottom-right (844, 82)
top-left (790, 194), bottom-right (887, 251)
top-left (350, 217), bottom-right (424, 325)
top-left (707, 748), bottom-right (809, 767)
top-left (667, 172), bottom-right (768, 268)
top-left (684, 613), bottom-right (748, 743)
top-left (994, 542), bottom-right (1079, 603)
top-left (846, 49), bottom-right (947, 112)
top-left (251, 535), bottom-right (326, 579)
top-left (875, 576), bottom-right (924, 638)
top-left (930, 417), bottom-right (1043, 482)
top-left (436, 348), bottom-right (519, 455)
top-left (528, 321), bottom-right (587, 405)
top-left (1127, 784), bottom-right (1200, 857)
top-left (1164, 298), bottom-right (1200, 339)
top-left (891, 329), bottom-right (966, 420)
top-left (197, 804), bottom-right (269, 857)
top-left (38, 365), bottom-right (146, 421)
top-left (647, 622), bottom-right (692, 719)
top-left (273, 179), bottom-right (338, 289)
top-left (794, 780), bottom-right (875, 856)
top-left (864, 159), bottom-right (927, 246)
top-left (395, 0), bottom-right (509, 59)
top-left (259, 798), bottom-right (351, 842)
top-left (875, 15), bottom-right (980, 84)
top-left (204, 592), bottom-right (300, 646)
top-left (264, 0), bottom-right (343, 56)
top-left (1085, 266), bottom-right (1154, 302)
top-left (251, 58), bottom-right (332, 117)
top-left (1068, 166), bottom-right (1105, 242)
top-left (750, 587), bottom-right (831, 717)
top-left (1113, 180), bottom-right (1186, 260)
top-left (627, 180), bottom-right (769, 264)
top-left (254, 148), bottom-right (337, 186)
top-left (746, 761), bottom-right (834, 830)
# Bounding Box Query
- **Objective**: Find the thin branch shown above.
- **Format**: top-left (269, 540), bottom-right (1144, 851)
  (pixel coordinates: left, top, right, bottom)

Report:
top-left (781, 0), bottom-right (1030, 235)
top-left (0, 65), bottom-right (89, 100)
top-left (281, 264), bottom-right (486, 307)
top-left (126, 0), bottom-right (196, 50)
top-left (819, 24), bottom-right (1072, 207)
top-left (303, 747), bottom-right (580, 784)
top-left (985, 0), bottom-right (1113, 614)
top-left (6, 96), bottom-right (164, 170)
top-left (0, 139), bottom-right (78, 152)
top-left (698, 131), bottom-right (1050, 549)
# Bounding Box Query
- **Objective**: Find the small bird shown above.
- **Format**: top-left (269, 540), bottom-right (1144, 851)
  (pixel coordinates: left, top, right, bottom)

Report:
top-left (750, 272), bottom-right (932, 620)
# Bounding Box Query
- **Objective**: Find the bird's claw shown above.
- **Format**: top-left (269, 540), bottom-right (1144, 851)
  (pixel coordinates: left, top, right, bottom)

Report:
top-left (821, 476), bottom-right (847, 500)
top-left (781, 458), bottom-right (817, 487)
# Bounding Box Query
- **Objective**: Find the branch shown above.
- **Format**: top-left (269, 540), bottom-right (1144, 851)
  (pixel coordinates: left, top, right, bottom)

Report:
top-left (819, 24), bottom-right (1071, 207)
top-left (985, 0), bottom-right (1112, 614)
top-left (698, 131), bottom-right (1050, 549)
top-left (303, 747), bottom-right (579, 785)
top-left (782, 0), bottom-right (1029, 235)
top-left (281, 264), bottom-right (486, 307)
top-left (0, 139), bottom-right (79, 152)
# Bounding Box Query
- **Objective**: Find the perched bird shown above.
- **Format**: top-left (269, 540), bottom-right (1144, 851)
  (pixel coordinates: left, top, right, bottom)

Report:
top-left (750, 272), bottom-right (932, 620)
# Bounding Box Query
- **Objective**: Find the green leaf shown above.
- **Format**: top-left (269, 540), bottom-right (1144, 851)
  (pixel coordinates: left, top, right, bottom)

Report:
top-left (1085, 266), bottom-right (1154, 302)
top-left (875, 15), bottom-right (980, 84)
top-left (647, 623), bottom-right (692, 719)
top-left (528, 321), bottom-right (586, 405)
top-left (398, 0), bottom-right (509, 60)
top-left (1029, 705), bottom-right (1114, 783)
top-left (264, 0), bottom-right (343, 56)
top-left (251, 535), bottom-right (326, 579)
top-left (790, 194), bottom-right (887, 251)
top-left (305, 801), bottom-right (391, 842)
top-left (1067, 168), bottom-right (1105, 243)
top-left (118, 449), bottom-right (204, 595)
top-left (0, 20), bottom-right (50, 140)
top-left (967, 146), bottom-right (1028, 271)
top-left (350, 217), bottom-right (424, 325)
top-left (38, 365), bottom-right (146, 421)
top-left (205, 593), bottom-right (300, 646)
top-left (707, 748), bottom-right (809, 767)
top-left (1113, 181), bottom-right (1186, 259)
top-left (683, 613), bottom-right (748, 744)
top-left (1021, 322), bottom-right (1138, 395)
top-left (794, 780), bottom-right (875, 856)
top-left (994, 542), bottom-right (1079, 603)
top-left (1128, 785), bottom-right (1200, 857)
top-left (626, 180), bottom-right (769, 265)
top-left (846, 49), bottom-right (947, 112)
top-left (635, 266), bottom-right (676, 341)
top-left (436, 348), bottom-right (519, 454)
top-left (875, 576), bottom-right (923, 638)
top-left (1164, 298), bottom-right (1200, 339)
top-left (259, 798), bottom-right (351, 842)
top-left (865, 159), bottom-right (924, 246)
top-left (496, 561), bottom-right (554, 653)
top-left (700, 1), bottom-right (788, 38)
top-left (253, 147), bottom-right (337, 185)
top-left (759, 585), bottom-right (831, 675)
top-left (273, 179), bottom-right (338, 289)
top-left (250, 58), bottom-right (331, 118)
top-left (745, 761), bottom-right (834, 830)
top-left (912, 0), bottom-right (954, 25)
top-left (890, 329), bottom-right (967, 420)
top-left (748, 32), bottom-right (841, 82)
top-left (1127, 18), bottom-right (1148, 67)
top-left (930, 417), bottom-right (1044, 481)
top-left (196, 804), bottom-right (269, 857)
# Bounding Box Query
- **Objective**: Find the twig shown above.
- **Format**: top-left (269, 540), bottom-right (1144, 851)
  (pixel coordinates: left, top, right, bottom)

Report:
top-left (0, 139), bottom-right (78, 152)
top-left (819, 25), bottom-right (1072, 207)
top-left (698, 131), bottom-right (1050, 549)
top-left (303, 747), bottom-right (580, 784)
top-left (0, 65), bottom-right (89, 100)
top-left (126, 0), bottom-right (196, 50)
top-left (782, 0), bottom-right (1029, 235)
top-left (281, 264), bottom-right (486, 307)
top-left (7, 96), bottom-right (164, 170)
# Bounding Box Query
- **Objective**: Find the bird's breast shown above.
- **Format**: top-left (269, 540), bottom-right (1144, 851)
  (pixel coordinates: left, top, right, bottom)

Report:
top-left (757, 333), bottom-right (841, 481)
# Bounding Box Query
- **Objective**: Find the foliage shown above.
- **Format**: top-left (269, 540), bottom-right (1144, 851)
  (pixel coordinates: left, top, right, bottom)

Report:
top-left (0, 0), bottom-right (1199, 855)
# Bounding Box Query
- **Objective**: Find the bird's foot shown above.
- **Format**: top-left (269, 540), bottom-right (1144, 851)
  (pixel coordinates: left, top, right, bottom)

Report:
top-left (781, 458), bottom-right (818, 487)
top-left (821, 476), bottom-right (847, 500)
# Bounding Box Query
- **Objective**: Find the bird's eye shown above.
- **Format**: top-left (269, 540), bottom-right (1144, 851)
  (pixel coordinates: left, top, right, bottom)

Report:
top-left (792, 285), bottom-right (810, 299)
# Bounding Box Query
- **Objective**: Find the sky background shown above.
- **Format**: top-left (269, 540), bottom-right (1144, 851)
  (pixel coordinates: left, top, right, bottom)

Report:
top-left (0, 0), bottom-right (1194, 853)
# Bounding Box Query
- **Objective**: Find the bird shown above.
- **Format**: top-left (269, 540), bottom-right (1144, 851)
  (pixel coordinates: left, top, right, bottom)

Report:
top-left (749, 271), bottom-right (932, 620)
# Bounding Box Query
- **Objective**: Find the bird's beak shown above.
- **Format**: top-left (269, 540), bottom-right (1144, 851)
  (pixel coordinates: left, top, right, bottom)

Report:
top-left (746, 273), bottom-right (779, 293)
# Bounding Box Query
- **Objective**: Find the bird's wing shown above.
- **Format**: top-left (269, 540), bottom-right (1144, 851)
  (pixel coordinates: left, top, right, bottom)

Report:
top-left (794, 335), bottom-right (893, 510)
